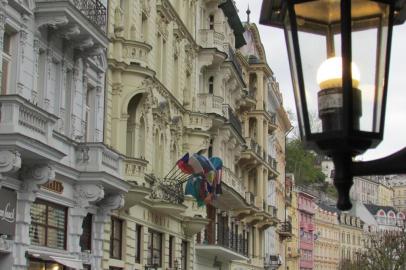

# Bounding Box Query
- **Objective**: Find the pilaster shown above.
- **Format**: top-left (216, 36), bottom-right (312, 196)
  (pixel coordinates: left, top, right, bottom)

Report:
top-left (13, 165), bottom-right (55, 270)
top-left (68, 184), bottom-right (104, 256)
top-left (94, 194), bottom-right (124, 270)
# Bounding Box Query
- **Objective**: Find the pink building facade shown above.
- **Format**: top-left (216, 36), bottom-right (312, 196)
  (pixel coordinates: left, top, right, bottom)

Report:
top-left (298, 190), bottom-right (316, 270)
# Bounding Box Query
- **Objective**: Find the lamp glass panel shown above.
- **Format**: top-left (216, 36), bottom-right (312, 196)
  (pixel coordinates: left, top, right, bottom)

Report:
top-left (284, 9), bottom-right (306, 138)
top-left (351, 0), bottom-right (390, 133)
top-left (294, 0), bottom-right (343, 134)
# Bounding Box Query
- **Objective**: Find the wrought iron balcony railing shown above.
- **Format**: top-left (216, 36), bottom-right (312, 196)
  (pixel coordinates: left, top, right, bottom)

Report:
top-left (148, 174), bottom-right (185, 205)
top-left (200, 222), bottom-right (249, 257)
top-left (279, 221), bottom-right (292, 234)
top-left (228, 106), bottom-right (242, 136)
top-left (72, 0), bottom-right (107, 31)
top-left (228, 46), bottom-right (243, 77)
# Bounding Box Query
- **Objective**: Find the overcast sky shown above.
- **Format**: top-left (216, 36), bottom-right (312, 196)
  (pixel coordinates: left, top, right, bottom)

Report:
top-left (234, 0), bottom-right (406, 161)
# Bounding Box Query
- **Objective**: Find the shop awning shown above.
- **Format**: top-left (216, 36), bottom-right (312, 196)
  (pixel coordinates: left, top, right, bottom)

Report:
top-left (50, 256), bottom-right (83, 270)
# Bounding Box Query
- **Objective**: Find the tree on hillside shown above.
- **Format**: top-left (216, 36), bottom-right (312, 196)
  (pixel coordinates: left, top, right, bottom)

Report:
top-left (286, 138), bottom-right (325, 185)
top-left (339, 229), bottom-right (406, 270)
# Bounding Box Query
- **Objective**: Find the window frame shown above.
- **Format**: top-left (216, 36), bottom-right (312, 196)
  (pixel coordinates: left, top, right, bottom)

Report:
top-left (181, 240), bottom-right (188, 270)
top-left (135, 224), bottom-right (142, 263)
top-left (147, 229), bottom-right (162, 267)
top-left (80, 213), bottom-right (93, 251)
top-left (29, 199), bottom-right (68, 250)
top-left (1, 30), bottom-right (14, 95)
top-left (110, 217), bottom-right (123, 259)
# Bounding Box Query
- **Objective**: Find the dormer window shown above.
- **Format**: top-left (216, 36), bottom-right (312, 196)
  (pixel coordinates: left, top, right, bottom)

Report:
top-left (209, 15), bottom-right (214, 30)
top-left (208, 76), bottom-right (214, 94)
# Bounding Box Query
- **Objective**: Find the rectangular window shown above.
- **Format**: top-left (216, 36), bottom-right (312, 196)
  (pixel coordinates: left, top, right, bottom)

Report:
top-left (80, 213), bottom-right (92, 251)
top-left (85, 84), bottom-right (95, 142)
top-left (29, 200), bottom-right (67, 249)
top-left (169, 235), bottom-right (174, 268)
top-left (147, 230), bottom-right (162, 267)
top-left (181, 240), bottom-right (188, 270)
top-left (110, 217), bottom-right (123, 259)
top-left (109, 267), bottom-right (122, 270)
top-left (83, 265), bottom-right (91, 270)
top-left (1, 31), bottom-right (12, 95)
top-left (135, 224), bottom-right (142, 263)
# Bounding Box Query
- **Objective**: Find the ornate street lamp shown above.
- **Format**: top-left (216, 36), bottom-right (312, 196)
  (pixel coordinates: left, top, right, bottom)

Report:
top-left (260, 0), bottom-right (406, 210)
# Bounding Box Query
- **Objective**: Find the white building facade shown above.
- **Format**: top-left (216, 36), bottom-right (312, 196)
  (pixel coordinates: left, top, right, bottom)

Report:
top-left (0, 1), bottom-right (129, 270)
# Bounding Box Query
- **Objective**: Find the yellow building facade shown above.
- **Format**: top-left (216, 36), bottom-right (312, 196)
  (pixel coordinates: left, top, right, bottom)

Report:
top-left (338, 213), bottom-right (364, 264)
top-left (378, 182), bottom-right (394, 207)
top-left (314, 204), bottom-right (340, 270)
top-left (103, 1), bottom-right (288, 270)
top-left (390, 176), bottom-right (406, 211)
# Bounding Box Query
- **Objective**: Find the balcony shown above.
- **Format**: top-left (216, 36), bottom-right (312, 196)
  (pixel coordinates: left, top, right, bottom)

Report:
top-left (264, 255), bottom-right (282, 270)
top-left (199, 29), bottom-right (226, 52)
top-left (198, 93), bottom-right (224, 116)
top-left (146, 174), bottom-right (187, 216)
top-left (277, 221), bottom-right (293, 239)
top-left (196, 222), bottom-right (249, 261)
top-left (245, 191), bottom-right (256, 207)
top-left (266, 111), bottom-right (278, 132)
top-left (266, 155), bottom-right (278, 176)
top-left (222, 105), bottom-right (243, 137)
top-left (123, 157), bottom-right (150, 209)
top-left (227, 46), bottom-right (243, 79)
top-left (0, 95), bottom-right (64, 160)
top-left (214, 167), bottom-right (246, 210)
top-left (75, 143), bottom-right (123, 177)
top-left (184, 112), bottom-right (212, 131)
top-left (35, 0), bottom-right (108, 49)
top-left (121, 40), bottom-right (152, 68)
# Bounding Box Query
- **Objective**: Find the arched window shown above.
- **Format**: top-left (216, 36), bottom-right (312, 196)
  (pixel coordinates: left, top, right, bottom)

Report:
top-left (209, 15), bottom-right (214, 30)
top-left (138, 116), bottom-right (145, 158)
top-left (208, 76), bottom-right (214, 94)
top-left (126, 94), bottom-right (143, 157)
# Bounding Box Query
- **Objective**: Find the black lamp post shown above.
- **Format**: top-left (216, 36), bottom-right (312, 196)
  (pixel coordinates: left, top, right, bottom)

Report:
top-left (260, 0), bottom-right (406, 210)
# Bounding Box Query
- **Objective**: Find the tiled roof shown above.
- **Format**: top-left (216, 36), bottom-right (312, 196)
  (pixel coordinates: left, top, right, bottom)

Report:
top-left (318, 202), bottom-right (340, 214)
top-left (364, 203), bottom-right (398, 215)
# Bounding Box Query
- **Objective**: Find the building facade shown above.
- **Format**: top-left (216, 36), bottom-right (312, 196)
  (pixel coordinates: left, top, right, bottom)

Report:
top-left (104, 1), bottom-right (288, 270)
top-left (285, 174), bottom-right (300, 270)
top-left (377, 180), bottom-right (393, 207)
top-left (238, 22), bottom-right (293, 270)
top-left (0, 0), bottom-right (131, 270)
top-left (350, 176), bottom-right (379, 205)
top-left (314, 204), bottom-right (340, 270)
top-left (389, 175), bottom-right (406, 211)
top-left (297, 190), bottom-right (315, 270)
top-left (338, 213), bottom-right (364, 264)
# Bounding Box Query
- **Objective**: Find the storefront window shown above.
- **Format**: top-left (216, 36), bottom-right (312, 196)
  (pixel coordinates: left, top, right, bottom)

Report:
top-left (29, 200), bottom-right (67, 249)
top-left (147, 230), bottom-right (162, 267)
top-left (29, 260), bottom-right (65, 270)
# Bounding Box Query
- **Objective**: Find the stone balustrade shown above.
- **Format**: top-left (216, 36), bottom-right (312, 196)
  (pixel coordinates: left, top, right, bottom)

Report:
top-left (199, 29), bottom-right (226, 52)
top-left (0, 95), bottom-right (57, 144)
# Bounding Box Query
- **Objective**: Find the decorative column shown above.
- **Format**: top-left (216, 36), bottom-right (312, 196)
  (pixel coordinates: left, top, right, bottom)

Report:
top-left (93, 194), bottom-right (124, 270)
top-left (0, 151), bottom-right (21, 188)
top-left (256, 71), bottom-right (264, 110)
top-left (0, 1), bottom-right (7, 92)
top-left (257, 166), bottom-right (264, 209)
top-left (13, 165), bottom-right (54, 270)
top-left (68, 184), bottom-right (104, 257)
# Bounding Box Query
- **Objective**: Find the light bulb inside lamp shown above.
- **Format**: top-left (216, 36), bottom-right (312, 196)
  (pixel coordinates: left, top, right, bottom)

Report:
top-left (316, 56), bottom-right (360, 90)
